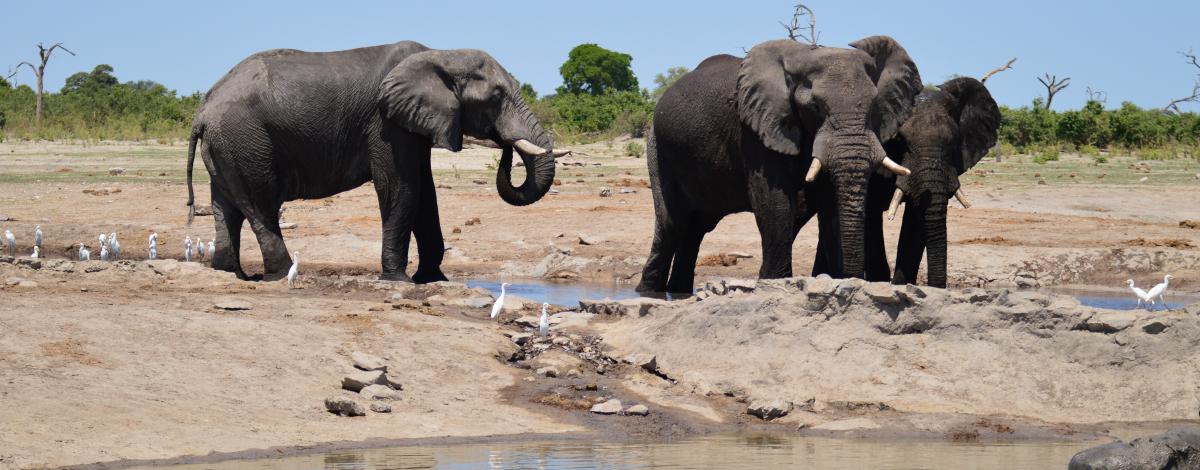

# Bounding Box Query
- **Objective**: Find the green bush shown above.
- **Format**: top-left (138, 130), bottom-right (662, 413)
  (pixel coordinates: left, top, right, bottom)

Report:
top-left (624, 140), bottom-right (644, 157)
top-left (542, 89), bottom-right (652, 137)
top-left (1032, 147), bottom-right (1059, 164)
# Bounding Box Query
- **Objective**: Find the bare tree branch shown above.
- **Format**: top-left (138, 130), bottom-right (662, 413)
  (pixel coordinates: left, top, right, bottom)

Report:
top-left (1165, 49), bottom-right (1200, 114)
top-left (1085, 86), bottom-right (1107, 104)
top-left (15, 42), bottom-right (76, 124)
top-left (1037, 73), bottom-right (1070, 110)
top-left (980, 57), bottom-right (1016, 83)
top-left (781, 3), bottom-right (820, 46)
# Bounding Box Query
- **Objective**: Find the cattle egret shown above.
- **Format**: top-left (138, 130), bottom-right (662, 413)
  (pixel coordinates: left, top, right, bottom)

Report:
top-left (149, 246), bottom-right (157, 261)
top-left (100, 244), bottom-right (110, 261)
top-left (208, 240), bottom-right (215, 260)
top-left (184, 237), bottom-right (193, 262)
top-left (286, 251), bottom-right (300, 288)
top-left (538, 302), bottom-right (550, 337)
top-left (1147, 275), bottom-right (1173, 310)
top-left (4, 229), bottom-right (13, 255)
top-left (31, 246), bottom-right (39, 259)
top-left (1126, 279), bottom-right (1154, 309)
top-left (149, 233), bottom-right (158, 260)
top-left (490, 282), bottom-right (511, 319)
top-left (99, 233), bottom-right (107, 251)
top-left (34, 225), bottom-right (43, 248)
top-left (196, 237), bottom-right (206, 260)
top-left (79, 243), bottom-right (90, 261)
top-left (108, 232), bottom-right (120, 260)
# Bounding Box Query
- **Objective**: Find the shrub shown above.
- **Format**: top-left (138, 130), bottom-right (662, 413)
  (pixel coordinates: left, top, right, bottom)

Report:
top-left (624, 141), bottom-right (644, 157)
top-left (1032, 147), bottom-right (1059, 164)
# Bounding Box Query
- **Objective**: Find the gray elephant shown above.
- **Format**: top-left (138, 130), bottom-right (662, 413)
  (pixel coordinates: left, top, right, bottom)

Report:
top-left (636, 37), bottom-right (922, 293)
top-left (852, 77), bottom-right (999, 288)
top-left (186, 41), bottom-right (562, 282)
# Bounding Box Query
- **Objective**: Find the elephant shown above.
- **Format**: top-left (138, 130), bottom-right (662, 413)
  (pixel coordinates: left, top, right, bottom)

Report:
top-left (854, 77), bottom-right (1000, 288)
top-left (185, 41), bottom-right (563, 282)
top-left (636, 36), bottom-right (922, 293)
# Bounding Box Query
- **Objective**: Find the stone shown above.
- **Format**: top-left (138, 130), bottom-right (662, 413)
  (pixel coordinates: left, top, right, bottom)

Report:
top-left (566, 369), bottom-right (582, 378)
top-left (1142, 320), bottom-right (1169, 334)
top-left (1081, 312), bottom-right (1139, 334)
top-left (192, 204), bottom-right (214, 216)
top-left (324, 396), bottom-right (366, 417)
top-left (279, 222), bottom-right (298, 230)
top-left (552, 336), bottom-right (571, 346)
top-left (341, 370), bottom-right (386, 392)
top-left (578, 233), bottom-right (605, 246)
top-left (16, 280), bottom-right (38, 288)
top-left (863, 283), bottom-right (901, 304)
top-left (747, 399), bottom-right (792, 421)
top-left (359, 384), bottom-right (402, 400)
top-left (1068, 428), bottom-right (1200, 470)
top-left (510, 332), bottom-right (534, 345)
top-left (536, 366), bottom-right (560, 378)
top-left (598, 187), bottom-right (612, 197)
top-left (619, 188), bottom-right (636, 194)
top-left (724, 279), bottom-right (756, 293)
top-left (108, 167), bottom-right (126, 175)
top-left (579, 298), bottom-right (669, 317)
top-left (213, 296), bottom-right (253, 311)
top-left (382, 373), bottom-right (403, 390)
top-left (351, 351), bottom-right (388, 372)
top-left (624, 353), bottom-right (658, 373)
top-left (465, 296), bottom-right (493, 308)
top-left (625, 404), bottom-right (649, 416)
top-left (370, 402), bottom-right (392, 413)
top-left (813, 418), bottom-right (882, 431)
top-left (590, 398), bottom-right (623, 414)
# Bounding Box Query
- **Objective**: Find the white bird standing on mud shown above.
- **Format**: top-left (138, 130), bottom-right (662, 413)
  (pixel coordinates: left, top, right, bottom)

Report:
top-left (286, 251), bottom-right (300, 288)
top-left (4, 229), bottom-right (14, 256)
top-left (100, 243), bottom-right (110, 261)
top-left (34, 225), bottom-right (43, 248)
top-left (538, 302), bottom-right (550, 337)
top-left (31, 246), bottom-right (39, 259)
top-left (108, 232), bottom-right (120, 260)
top-left (491, 282), bottom-right (511, 319)
top-left (1126, 279), bottom-right (1154, 309)
top-left (184, 237), bottom-right (193, 262)
top-left (1146, 275), bottom-right (1173, 309)
top-left (148, 233), bottom-right (158, 260)
top-left (98, 233), bottom-right (107, 252)
top-left (207, 240), bottom-right (215, 260)
top-left (78, 243), bottom-right (90, 261)
top-left (196, 237), bottom-right (206, 260)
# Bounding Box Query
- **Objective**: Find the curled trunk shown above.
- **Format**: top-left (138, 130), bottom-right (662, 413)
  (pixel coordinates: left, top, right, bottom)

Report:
top-left (495, 97), bottom-right (556, 206)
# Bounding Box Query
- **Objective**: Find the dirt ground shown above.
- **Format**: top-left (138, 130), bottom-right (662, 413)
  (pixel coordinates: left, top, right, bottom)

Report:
top-left (1, 140), bottom-right (1199, 468)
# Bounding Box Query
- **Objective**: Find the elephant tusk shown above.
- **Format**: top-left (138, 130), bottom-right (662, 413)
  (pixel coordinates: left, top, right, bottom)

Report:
top-left (887, 188), bottom-right (904, 220)
top-left (512, 139), bottom-right (550, 156)
top-left (955, 188), bottom-right (972, 209)
top-left (549, 149), bottom-right (572, 159)
top-left (805, 158), bottom-right (823, 183)
top-left (882, 157), bottom-right (911, 176)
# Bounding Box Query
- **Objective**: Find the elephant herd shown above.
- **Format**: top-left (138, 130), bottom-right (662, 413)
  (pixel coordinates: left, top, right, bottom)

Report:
top-left (186, 36), bottom-right (999, 293)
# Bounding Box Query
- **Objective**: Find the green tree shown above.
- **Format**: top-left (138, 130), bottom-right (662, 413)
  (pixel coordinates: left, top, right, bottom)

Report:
top-left (651, 66), bottom-right (689, 101)
top-left (558, 44), bottom-right (638, 95)
top-left (0, 75), bottom-right (10, 89)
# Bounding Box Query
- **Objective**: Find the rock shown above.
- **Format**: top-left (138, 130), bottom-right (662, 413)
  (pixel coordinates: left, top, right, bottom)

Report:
top-left (510, 332), bottom-right (534, 345)
top-left (351, 351), bottom-right (388, 372)
top-left (192, 204), bottom-right (214, 216)
top-left (619, 188), bottom-right (636, 194)
top-left (566, 368), bottom-right (582, 378)
top-left (359, 384), bottom-right (402, 400)
top-left (108, 167), bottom-right (126, 175)
top-left (279, 222), bottom-right (298, 230)
top-left (598, 187), bottom-right (612, 197)
top-left (382, 373), bottom-right (403, 390)
top-left (625, 404), bottom-right (649, 416)
top-left (624, 353), bottom-right (658, 373)
top-left (1081, 312), bottom-right (1139, 334)
top-left (813, 418), bottom-right (881, 431)
top-left (579, 298), bottom-right (669, 317)
top-left (1142, 320), bottom-right (1169, 335)
top-left (578, 233), bottom-right (605, 246)
top-left (728, 252), bottom-right (754, 259)
top-left (1068, 428), bottom-right (1200, 470)
top-left (370, 402), bottom-right (392, 413)
top-left (747, 399), bottom-right (792, 421)
top-left (724, 278), bottom-right (756, 293)
top-left (590, 398), bottom-right (623, 414)
top-left (535, 366), bottom-right (559, 378)
top-left (863, 283), bottom-right (901, 304)
top-left (213, 296), bottom-right (253, 311)
top-left (552, 336), bottom-right (571, 346)
top-left (341, 370), bottom-right (387, 392)
top-left (16, 280), bottom-right (38, 288)
top-left (0, 214), bottom-right (11, 221)
top-left (324, 396), bottom-right (366, 417)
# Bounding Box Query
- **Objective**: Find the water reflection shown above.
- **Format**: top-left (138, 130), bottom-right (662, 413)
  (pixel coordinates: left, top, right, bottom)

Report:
top-left (128, 433), bottom-right (1097, 469)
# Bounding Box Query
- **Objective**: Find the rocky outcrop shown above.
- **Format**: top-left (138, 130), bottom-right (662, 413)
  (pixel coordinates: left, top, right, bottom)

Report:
top-left (1068, 428), bottom-right (1200, 470)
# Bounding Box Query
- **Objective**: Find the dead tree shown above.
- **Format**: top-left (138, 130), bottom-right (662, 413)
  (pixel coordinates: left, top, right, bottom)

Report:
top-left (12, 42), bottom-right (76, 124)
top-left (1037, 73), bottom-right (1070, 110)
top-left (1085, 86), bottom-right (1108, 104)
top-left (780, 3), bottom-right (820, 46)
top-left (980, 57), bottom-right (1016, 83)
top-left (1165, 49), bottom-right (1200, 114)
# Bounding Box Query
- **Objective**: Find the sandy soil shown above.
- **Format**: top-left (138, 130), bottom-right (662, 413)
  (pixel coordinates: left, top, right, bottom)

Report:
top-left (1, 140), bottom-right (1199, 468)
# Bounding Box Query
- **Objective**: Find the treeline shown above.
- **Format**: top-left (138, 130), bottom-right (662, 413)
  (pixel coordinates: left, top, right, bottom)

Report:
top-left (999, 98), bottom-right (1200, 157)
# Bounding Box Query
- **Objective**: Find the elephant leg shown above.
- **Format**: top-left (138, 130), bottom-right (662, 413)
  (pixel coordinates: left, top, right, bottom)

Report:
top-left (892, 197), bottom-right (926, 285)
top-left (637, 215), bottom-right (678, 293)
top-left (412, 149), bottom-right (448, 284)
top-left (210, 184), bottom-right (247, 280)
top-left (666, 214), bottom-right (718, 293)
top-left (245, 200), bottom-right (291, 280)
top-left (372, 128), bottom-right (423, 282)
top-left (864, 210), bottom-right (891, 282)
top-left (754, 206), bottom-right (796, 279)
top-left (203, 132), bottom-right (289, 280)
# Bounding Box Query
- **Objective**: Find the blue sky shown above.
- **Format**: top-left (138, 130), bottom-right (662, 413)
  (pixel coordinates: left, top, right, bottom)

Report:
top-left (2, 1), bottom-right (1197, 111)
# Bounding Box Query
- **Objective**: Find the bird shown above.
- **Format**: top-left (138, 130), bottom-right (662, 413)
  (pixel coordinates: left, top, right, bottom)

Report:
top-left (184, 237), bottom-right (193, 262)
top-left (286, 251), bottom-right (300, 288)
top-left (100, 244), bottom-right (110, 261)
top-left (196, 236), bottom-right (206, 260)
top-left (1146, 275), bottom-right (1173, 310)
top-left (207, 240), bottom-right (215, 260)
top-left (4, 229), bottom-right (14, 256)
top-left (79, 243), bottom-right (90, 261)
top-left (538, 302), bottom-right (550, 337)
top-left (490, 282), bottom-right (511, 319)
top-left (1126, 279), bottom-right (1154, 309)
top-left (98, 233), bottom-right (107, 251)
top-left (149, 245), bottom-right (157, 261)
top-left (148, 232), bottom-right (158, 260)
top-left (31, 246), bottom-right (39, 259)
top-left (108, 232), bottom-right (120, 260)
top-left (34, 225), bottom-right (42, 248)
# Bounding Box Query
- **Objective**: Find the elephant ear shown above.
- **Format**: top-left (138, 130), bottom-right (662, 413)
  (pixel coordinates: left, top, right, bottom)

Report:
top-left (737, 40), bottom-right (810, 156)
top-left (939, 77), bottom-right (1000, 174)
top-left (849, 36), bottom-right (922, 143)
top-left (380, 51), bottom-right (463, 151)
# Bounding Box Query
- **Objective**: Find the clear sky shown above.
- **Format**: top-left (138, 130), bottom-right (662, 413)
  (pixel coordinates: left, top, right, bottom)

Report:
top-left (2, 0), bottom-right (1197, 111)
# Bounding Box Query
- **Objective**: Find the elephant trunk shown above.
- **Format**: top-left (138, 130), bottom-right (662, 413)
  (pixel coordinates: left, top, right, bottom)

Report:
top-left (495, 97), bottom-right (556, 206)
top-left (924, 192), bottom-right (949, 288)
top-left (833, 157), bottom-right (871, 279)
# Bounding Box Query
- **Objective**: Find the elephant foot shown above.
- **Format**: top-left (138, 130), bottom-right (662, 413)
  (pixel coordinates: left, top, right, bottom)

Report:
top-left (261, 270), bottom-right (288, 282)
top-left (379, 271), bottom-right (413, 283)
top-left (412, 268), bottom-right (448, 284)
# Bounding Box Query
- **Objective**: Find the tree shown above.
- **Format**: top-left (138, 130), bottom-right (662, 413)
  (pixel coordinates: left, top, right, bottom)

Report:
top-left (980, 58), bottom-right (1016, 83)
top-left (1164, 49), bottom-right (1200, 114)
top-left (11, 42), bottom-right (75, 124)
top-left (651, 66), bottom-right (689, 101)
top-left (557, 44), bottom-right (638, 95)
top-left (1037, 73), bottom-right (1070, 110)
top-left (780, 3), bottom-right (820, 45)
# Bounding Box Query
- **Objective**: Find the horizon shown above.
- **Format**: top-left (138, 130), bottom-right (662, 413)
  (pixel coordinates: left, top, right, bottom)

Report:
top-left (2, 1), bottom-right (1198, 112)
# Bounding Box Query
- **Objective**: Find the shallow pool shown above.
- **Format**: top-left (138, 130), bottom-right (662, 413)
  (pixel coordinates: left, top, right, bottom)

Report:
top-left (466, 278), bottom-right (674, 306)
top-left (1047, 287), bottom-right (1197, 311)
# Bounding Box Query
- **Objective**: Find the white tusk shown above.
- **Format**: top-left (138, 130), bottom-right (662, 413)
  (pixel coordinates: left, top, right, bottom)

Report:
top-left (882, 157), bottom-right (910, 176)
top-left (549, 149), bottom-right (572, 159)
top-left (887, 189), bottom-right (904, 220)
top-left (955, 188), bottom-right (972, 209)
top-left (512, 139), bottom-right (549, 156)
top-left (805, 158), bottom-right (823, 183)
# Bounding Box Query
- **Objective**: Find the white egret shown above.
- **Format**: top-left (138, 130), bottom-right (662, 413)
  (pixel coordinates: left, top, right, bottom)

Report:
top-left (99, 233), bottom-right (107, 251)
top-left (100, 244), bottom-right (110, 261)
top-left (196, 236), bottom-right (206, 260)
top-left (207, 240), bottom-right (215, 260)
top-left (538, 302), bottom-right (550, 337)
top-left (1147, 275), bottom-right (1173, 310)
top-left (286, 251), bottom-right (300, 288)
top-left (149, 246), bottom-right (157, 261)
top-left (31, 246), bottom-right (39, 259)
top-left (79, 243), bottom-right (90, 261)
top-left (1126, 279), bottom-right (1154, 309)
top-left (34, 225), bottom-right (43, 248)
top-left (108, 232), bottom-right (120, 260)
top-left (184, 237), bottom-right (193, 262)
top-left (148, 233), bottom-right (158, 260)
top-left (4, 229), bottom-right (14, 255)
top-left (490, 282), bottom-right (511, 319)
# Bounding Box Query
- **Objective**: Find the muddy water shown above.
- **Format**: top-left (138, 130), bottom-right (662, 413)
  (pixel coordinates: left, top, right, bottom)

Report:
top-left (131, 434), bottom-right (1097, 469)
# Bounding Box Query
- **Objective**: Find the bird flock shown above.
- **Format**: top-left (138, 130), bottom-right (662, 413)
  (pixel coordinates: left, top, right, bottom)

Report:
top-left (1126, 275), bottom-right (1173, 310)
top-left (486, 282), bottom-right (557, 335)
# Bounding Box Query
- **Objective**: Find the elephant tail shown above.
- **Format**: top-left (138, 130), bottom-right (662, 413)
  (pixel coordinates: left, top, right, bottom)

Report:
top-left (186, 124), bottom-right (203, 226)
